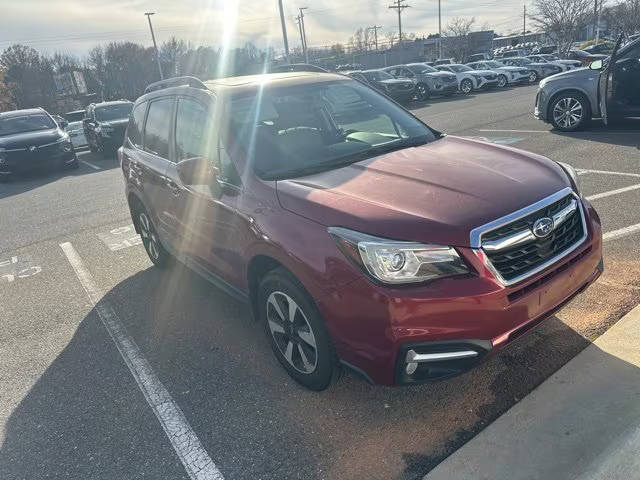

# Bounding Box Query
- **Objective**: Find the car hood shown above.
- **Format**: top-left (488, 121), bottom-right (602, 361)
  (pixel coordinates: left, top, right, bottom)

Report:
top-left (424, 71), bottom-right (457, 79)
top-left (540, 66), bottom-right (592, 85)
top-left (276, 136), bottom-right (570, 247)
top-left (0, 128), bottom-right (65, 149)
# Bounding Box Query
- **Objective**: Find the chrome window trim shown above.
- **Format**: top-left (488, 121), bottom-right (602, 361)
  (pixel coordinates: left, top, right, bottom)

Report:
top-left (470, 187), bottom-right (588, 287)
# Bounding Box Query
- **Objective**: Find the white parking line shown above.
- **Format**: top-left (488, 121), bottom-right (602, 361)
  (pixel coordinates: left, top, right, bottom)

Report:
top-left (586, 183), bottom-right (640, 201)
top-left (80, 160), bottom-right (101, 170)
top-left (603, 223), bottom-right (640, 242)
top-left (59, 242), bottom-right (224, 480)
top-left (577, 168), bottom-right (640, 179)
top-left (477, 129), bottom-right (548, 133)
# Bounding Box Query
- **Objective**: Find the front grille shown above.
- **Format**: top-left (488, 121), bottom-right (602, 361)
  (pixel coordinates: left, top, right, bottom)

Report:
top-left (481, 194), bottom-right (586, 283)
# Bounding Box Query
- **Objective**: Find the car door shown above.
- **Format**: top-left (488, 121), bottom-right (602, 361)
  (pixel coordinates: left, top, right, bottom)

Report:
top-left (164, 94), bottom-right (245, 285)
top-left (598, 36), bottom-right (625, 125)
top-left (610, 39), bottom-right (640, 117)
top-left (137, 96), bottom-right (176, 240)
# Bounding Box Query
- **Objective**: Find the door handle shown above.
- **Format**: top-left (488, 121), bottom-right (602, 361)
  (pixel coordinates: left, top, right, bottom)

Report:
top-left (166, 179), bottom-right (181, 196)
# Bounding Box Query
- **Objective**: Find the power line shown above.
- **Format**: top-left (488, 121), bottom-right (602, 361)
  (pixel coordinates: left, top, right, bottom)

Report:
top-left (366, 25), bottom-right (383, 50)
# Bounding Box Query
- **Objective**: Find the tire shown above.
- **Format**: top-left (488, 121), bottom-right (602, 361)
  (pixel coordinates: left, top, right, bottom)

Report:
top-left (66, 156), bottom-right (79, 170)
top-left (460, 78), bottom-right (473, 94)
top-left (415, 83), bottom-right (430, 101)
top-left (88, 135), bottom-right (98, 153)
top-left (134, 204), bottom-right (171, 268)
top-left (549, 92), bottom-right (591, 132)
top-left (497, 74), bottom-right (508, 88)
top-left (259, 268), bottom-right (336, 391)
top-left (528, 70), bottom-right (538, 83)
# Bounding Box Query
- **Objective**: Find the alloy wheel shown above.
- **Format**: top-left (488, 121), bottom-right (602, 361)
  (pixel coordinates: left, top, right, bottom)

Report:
top-left (498, 75), bottom-right (507, 88)
top-left (416, 84), bottom-right (429, 100)
top-left (266, 291), bottom-right (318, 374)
top-left (461, 79), bottom-right (473, 94)
top-left (528, 71), bottom-right (538, 83)
top-left (139, 212), bottom-right (160, 261)
top-left (552, 97), bottom-right (583, 129)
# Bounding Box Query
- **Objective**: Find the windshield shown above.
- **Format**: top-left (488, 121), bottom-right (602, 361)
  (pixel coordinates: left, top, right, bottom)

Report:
top-left (408, 64), bottom-right (436, 74)
top-left (95, 104), bottom-right (133, 122)
top-left (363, 70), bottom-right (393, 81)
top-left (226, 80), bottom-right (437, 180)
top-left (450, 65), bottom-right (472, 72)
top-left (486, 61), bottom-right (506, 68)
top-left (541, 54), bottom-right (558, 61)
top-left (0, 114), bottom-right (56, 136)
top-left (67, 121), bottom-right (84, 132)
top-left (65, 111), bottom-right (85, 122)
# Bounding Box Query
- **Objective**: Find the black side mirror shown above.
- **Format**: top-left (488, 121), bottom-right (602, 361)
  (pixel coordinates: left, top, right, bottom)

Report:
top-left (177, 156), bottom-right (214, 186)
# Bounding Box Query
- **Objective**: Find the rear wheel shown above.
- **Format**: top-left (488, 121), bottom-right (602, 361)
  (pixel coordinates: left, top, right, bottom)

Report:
top-left (528, 70), bottom-right (539, 83)
top-left (136, 206), bottom-right (170, 267)
top-left (259, 268), bottom-right (336, 391)
top-left (497, 74), bottom-right (508, 88)
top-left (415, 83), bottom-right (430, 101)
top-left (460, 78), bottom-right (473, 94)
top-left (549, 92), bottom-right (590, 132)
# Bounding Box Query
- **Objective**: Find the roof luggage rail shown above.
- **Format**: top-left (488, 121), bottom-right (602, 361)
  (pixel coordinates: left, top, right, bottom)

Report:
top-left (144, 76), bottom-right (207, 94)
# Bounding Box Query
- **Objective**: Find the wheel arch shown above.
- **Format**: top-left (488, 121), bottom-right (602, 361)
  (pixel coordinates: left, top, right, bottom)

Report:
top-left (127, 191), bottom-right (145, 234)
top-left (546, 88), bottom-right (593, 122)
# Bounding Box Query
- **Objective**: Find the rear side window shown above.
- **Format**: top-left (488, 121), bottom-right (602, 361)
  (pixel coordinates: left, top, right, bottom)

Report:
top-left (127, 102), bottom-right (147, 148)
top-left (143, 98), bottom-right (173, 158)
top-left (175, 98), bottom-right (209, 162)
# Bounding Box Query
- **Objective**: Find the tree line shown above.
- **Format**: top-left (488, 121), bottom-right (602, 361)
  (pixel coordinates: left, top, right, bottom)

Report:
top-left (0, 38), bottom-right (274, 113)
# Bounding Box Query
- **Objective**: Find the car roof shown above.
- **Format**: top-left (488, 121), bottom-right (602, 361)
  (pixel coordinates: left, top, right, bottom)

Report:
top-left (203, 72), bottom-right (347, 95)
top-left (93, 100), bottom-right (133, 108)
top-left (0, 107), bottom-right (47, 119)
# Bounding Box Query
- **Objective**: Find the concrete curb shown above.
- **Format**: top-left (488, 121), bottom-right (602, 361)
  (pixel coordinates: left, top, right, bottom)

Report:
top-left (424, 304), bottom-right (640, 480)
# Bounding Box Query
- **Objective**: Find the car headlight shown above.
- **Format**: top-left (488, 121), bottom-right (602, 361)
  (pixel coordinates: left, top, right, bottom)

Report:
top-left (329, 227), bottom-right (469, 284)
top-left (557, 161), bottom-right (581, 195)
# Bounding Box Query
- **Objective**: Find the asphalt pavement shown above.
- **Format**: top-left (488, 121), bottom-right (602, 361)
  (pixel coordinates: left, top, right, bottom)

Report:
top-left (1, 84), bottom-right (639, 480)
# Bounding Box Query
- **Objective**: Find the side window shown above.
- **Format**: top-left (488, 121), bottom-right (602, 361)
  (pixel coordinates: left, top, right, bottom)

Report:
top-left (143, 98), bottom-right (173, 159)
top-left (402, 68), bottom-right (415, 77)
top-left (620, 44), bottom-right (640, 60)
top-left (175, 98), bottom-right (210, 162)
top-left (127, 102), bottom-right (146, 149)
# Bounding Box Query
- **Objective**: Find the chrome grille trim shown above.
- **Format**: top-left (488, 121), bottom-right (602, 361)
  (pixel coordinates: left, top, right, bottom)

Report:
top-left (470, 188), bottom-right (588, 286)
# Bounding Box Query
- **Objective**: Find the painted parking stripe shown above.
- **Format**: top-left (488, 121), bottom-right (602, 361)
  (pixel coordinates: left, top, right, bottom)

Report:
top-left (80, 160), bottom-right (101, 170)
top-left (59, 242), bottom-right (224, 480)
top-left (576, 168), bottom-right (640, 179)
top-left (477, 129), bottom-right (549, 133)
top-left (603, 223), bottom-right (640, 242)
top-left (586, 183), bottom-right (640, 201)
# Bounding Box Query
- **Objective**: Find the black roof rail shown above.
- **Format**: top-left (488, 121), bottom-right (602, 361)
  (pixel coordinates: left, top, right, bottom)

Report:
top-left (144, 76), bottom-right (207, 94)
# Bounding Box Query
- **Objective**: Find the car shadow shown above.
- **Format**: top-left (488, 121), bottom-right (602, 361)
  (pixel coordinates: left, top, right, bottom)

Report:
top-left (407, 93), bottom-right (475, 109)
top-left (0, 151), bottom-right (119, 200)
top-left (0, 260), bottom-right (627, 479)
top-left (552, 119), bottom-right (640, 148)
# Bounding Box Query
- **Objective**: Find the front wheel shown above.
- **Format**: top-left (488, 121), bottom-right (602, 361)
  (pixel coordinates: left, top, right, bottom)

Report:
top-left (460, 78), bottom-right (473, 94)
top-left (528, 70), bottom-right (538, 83)
top-left (259, 268), bottom-right (336, 391)
top-left (497, 74), bottom-right (507, 88)
top-left (415, 83), bottom-right (430, 101)
top-left (549, 93), bottom-right (590, 132)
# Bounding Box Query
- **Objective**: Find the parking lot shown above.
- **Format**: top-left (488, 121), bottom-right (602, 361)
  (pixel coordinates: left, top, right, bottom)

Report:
top-left (1, 84), bottom-right (639, 480)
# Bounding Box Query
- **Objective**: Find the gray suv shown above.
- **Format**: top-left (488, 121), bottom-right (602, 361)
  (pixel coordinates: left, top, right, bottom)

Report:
top-left (383, 64), bottom-right (458, 100)
top-left (535, 36), bottom-right (640, 131)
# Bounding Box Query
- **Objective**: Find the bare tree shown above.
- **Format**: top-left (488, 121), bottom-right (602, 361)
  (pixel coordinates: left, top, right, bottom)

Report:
top-left (605, 0), bottom-right (640, 36)
top-left (532, 0), bottom-right (591, 54)
top-left (384, 31), bottom-right (398, 48)
top-left (443, 17), bottom-right (476, 62)
top-left (0, 68), bottom-right (15, 111)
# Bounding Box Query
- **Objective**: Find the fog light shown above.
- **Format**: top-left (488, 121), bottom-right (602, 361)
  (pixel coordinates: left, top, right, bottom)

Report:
top-left (406, 361), bottom-right (418, 375)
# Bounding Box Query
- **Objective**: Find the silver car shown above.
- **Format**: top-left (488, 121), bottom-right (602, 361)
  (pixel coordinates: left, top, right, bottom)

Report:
top-left (466, 60), bottom-right (530, 87)
top-left (501, 57), bottom-right (563, 82)
top-left (383, 64), bottom-right (458, 100)
top-left (534, 36), bottom-right (640, 131)
top-left (65, 120), bottom-right (88, 149)
top-left (527, 55), bottom-right (582, 72)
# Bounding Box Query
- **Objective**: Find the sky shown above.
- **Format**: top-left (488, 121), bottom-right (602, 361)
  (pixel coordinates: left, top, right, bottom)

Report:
top-left (0, 0), bottom-right (530, 57)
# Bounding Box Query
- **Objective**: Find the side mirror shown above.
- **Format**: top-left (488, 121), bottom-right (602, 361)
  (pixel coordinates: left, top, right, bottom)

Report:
top-left (59, 119), bottom-right (68, 129)
top-left (590, 59), bottom-right (603, 70)
top-left (176, 156), bottom-right (214, 186)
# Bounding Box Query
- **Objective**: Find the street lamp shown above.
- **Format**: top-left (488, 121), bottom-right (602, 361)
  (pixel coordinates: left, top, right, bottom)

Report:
top-left (144, 12), bottom-right (164, 80)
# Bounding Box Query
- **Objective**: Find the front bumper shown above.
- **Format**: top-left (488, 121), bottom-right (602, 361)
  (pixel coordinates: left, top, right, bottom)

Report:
top-left (476, 77), bottom-right (499, 88)
top-left (0, 146), bottom-right (75, 176)
top-left (318, 201), bottom-right (603, 385)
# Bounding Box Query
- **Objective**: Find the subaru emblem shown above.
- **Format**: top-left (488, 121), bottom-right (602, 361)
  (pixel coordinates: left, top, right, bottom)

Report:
top-left (532, 217), bottom-right (554, 238)
top-left (29, 145), bottom-right (37, 152)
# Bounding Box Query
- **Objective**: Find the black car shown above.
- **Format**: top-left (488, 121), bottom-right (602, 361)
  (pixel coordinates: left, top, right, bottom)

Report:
top-left (83, 100), bottom-right (133, 157)
top-left (350, 70), bottom-right (415, 103)
top-left (0, 108), bottom-right (78, 180)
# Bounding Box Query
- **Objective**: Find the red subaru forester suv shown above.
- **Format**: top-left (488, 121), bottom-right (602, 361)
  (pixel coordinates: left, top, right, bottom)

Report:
top-left (120, 73), bottom-right (602, 390)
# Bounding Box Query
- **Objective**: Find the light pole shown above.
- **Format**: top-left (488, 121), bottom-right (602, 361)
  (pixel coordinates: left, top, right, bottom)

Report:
top-left (278, 0), bottom-right (290, 63)
top-left (144, 12), bottom-right (164, 80)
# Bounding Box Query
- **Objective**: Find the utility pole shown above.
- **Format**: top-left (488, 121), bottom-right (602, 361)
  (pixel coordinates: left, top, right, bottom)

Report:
top-left (296, 16), bottom-right (305, 60)
top-left (388, 0), bottom-right (410, 45)
top-left (299, 7), bottom-right (309, 63)
top-left (368, 25), bottom-right (383, 50)
top-left (595, 0), bottom-right (603, 44)
top-left (144, 12), bottom-right (163, 80)
top-left (438, 0), bottom-right (442, 58)
top-left (278, 0), bottom-right (290, 63)
top-left (522, 4), bottom-right (526, 44)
